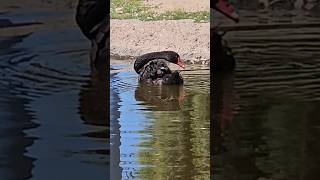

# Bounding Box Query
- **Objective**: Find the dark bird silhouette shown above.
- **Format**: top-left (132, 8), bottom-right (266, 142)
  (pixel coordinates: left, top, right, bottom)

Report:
top-left (134, 51), bottom-right (184, 85)
top-left (212, 0), bottom-right (239, 71)
top-left (75, 0), bottom-right (109, 75)
top-left (212, 31), bottom-right (236, 71)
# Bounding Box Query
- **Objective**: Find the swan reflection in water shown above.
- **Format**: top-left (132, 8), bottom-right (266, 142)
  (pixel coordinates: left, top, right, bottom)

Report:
top-left (135, 83), bottom-right (185, 111)
top-left (78, 72), bottom-right (108, 131)
top-left (212, 72), bottom-right (235, 176)
top-left (212, 73), bottom-right (235, 143)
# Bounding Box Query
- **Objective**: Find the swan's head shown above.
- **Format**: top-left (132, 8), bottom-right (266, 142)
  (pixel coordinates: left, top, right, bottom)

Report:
top-left (163, 51), bottom-right (185, 69)
top-left (175, 56), bottom-right (185, 69)
top-left (214, 0), bottom-right (239, 23)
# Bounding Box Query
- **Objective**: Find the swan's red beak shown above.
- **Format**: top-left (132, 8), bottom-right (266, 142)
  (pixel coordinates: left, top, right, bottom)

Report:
top-left (214, 0), bottom-right (239, 23)
top-left (176, 57), bottom-right (185, 69)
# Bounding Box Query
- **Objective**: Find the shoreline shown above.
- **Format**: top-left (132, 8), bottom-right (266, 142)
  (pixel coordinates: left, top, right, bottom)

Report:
top-left (110, 54), bottom-right (210, 66)
top-left (110, 19), bottom-right (210, 66)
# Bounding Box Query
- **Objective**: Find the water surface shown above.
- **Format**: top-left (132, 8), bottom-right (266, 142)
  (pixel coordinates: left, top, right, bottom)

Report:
top-left (0, 2), bottom-right (108, 180)
top-left (213, 3), bottom-right (320, 180)
top-left (110, 61), bottom-right (210, 179)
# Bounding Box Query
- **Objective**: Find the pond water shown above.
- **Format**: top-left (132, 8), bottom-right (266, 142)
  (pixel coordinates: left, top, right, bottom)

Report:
top-left (213, 4), bottom-right (320, 180)
top-left (0, 3), bottom-right (108, 180)
top-left (110, 61), bottom-right (210, 179)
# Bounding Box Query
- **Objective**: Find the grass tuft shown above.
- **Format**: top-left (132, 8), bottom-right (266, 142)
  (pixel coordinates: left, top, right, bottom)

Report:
top-left (111, 0), bottom-right (209, 22)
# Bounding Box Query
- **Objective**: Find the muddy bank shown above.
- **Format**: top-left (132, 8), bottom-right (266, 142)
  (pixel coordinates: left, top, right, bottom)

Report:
top-left (110, 19), bottom-right (210, 64)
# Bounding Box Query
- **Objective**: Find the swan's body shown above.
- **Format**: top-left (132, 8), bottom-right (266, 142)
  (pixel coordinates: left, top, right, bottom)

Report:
top-left (134, 51), bottom-right (184, 85)
top-left (76, 0), bottom-right (108, 73)
top-left (138, 59), bottom-right (183, 85)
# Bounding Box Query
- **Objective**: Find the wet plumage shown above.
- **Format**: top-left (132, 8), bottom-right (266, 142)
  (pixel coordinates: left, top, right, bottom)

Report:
top-left (134, 51), bottom-right (184, 85)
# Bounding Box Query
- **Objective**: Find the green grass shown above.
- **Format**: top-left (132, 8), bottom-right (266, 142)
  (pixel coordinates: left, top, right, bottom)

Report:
top-left (110, 0), bottom-right (209, 22)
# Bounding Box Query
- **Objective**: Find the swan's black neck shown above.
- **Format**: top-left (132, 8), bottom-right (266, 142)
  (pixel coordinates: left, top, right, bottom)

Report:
top-left (213, 32), bottom-right (223, 70)
top-left (134, 51), bottom-right (179, 73)
top-left (212, 31), bottom-right (235, 71)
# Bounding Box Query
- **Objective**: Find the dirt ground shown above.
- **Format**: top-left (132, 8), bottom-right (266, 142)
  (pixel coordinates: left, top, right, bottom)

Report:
top-left (111, 0), bottom-right (210, 63)
top-left (110, 19), bottom-right (210, 63)
top-left (143, 0), bottom-right (210, 13)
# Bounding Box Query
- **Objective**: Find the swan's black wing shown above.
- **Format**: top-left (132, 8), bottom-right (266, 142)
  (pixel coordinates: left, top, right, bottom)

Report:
top-left (139, 60), bottom-right (171, 80)
top-left (139, 60), bottom-right (183, 85)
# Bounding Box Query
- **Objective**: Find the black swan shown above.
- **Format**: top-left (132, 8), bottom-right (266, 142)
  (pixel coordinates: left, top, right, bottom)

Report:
top-left (134, 51), bottom-right (184, 85)
top-left (212, 0), bottom-right (239, 71)
top-left (76, 0), bottom-right (108, 74)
